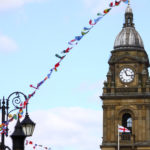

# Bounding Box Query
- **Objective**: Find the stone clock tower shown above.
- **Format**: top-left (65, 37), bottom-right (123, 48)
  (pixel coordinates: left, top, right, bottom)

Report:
top-left (100, 4), bottom-right (150, 150)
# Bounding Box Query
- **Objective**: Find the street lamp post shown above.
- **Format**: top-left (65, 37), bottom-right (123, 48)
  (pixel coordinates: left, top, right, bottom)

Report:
top-left (0, 92), bottom-right (35, 150)
top-left (11, 117), bottom-right (26, 150)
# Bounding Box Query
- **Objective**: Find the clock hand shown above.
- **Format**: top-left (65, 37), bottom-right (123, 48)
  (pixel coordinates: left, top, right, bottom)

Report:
top-left (125, 71), bottom-right (133, 76)
top-left (125, 71), bottom-right (128, 76)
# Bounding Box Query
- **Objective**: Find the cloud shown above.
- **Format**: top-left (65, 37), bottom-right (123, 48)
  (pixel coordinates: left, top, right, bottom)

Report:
top-left (6, 107), bottom-right (103, 150)
top-left (0, 34), bottom-right (18, 52)
top-left (0, 0), bottom-right (46, 11)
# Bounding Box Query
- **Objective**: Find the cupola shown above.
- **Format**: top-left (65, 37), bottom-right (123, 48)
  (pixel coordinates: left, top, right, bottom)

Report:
top-left (114, 4), bottom-right (144, 50)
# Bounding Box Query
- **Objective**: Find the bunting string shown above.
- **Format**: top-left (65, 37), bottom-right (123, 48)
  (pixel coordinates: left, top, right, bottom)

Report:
top-left (0, 0), bottom-right (128, 140)
top-left (26, 0), bottom-right (128, 107)
top-left (25, 140), bottom-right (51, 150)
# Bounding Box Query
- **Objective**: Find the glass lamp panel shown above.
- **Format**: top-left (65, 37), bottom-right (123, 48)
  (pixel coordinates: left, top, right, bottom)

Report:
top-left (31, 125), bottom-right (35, 136)
top-left (26, 124), bottom-right (33, 136)
top-left (22, 125), bottom-right (27, 135)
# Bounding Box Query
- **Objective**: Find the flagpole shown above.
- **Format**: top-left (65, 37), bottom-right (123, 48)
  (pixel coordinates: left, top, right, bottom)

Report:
top-left (118, 124), bottom-right (120, 150)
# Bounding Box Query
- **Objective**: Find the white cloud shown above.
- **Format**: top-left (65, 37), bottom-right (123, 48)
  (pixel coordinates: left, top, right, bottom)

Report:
top-left (5, 107), bottom-right (103, 150)
top-left (0, 0), bottom-right (46, 11)
top-left (0, 34), bottom-right (18, 52)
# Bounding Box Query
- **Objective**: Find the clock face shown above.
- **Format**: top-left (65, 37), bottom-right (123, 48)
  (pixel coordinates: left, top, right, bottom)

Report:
top-left (119, 68), bottom-right (135, 83)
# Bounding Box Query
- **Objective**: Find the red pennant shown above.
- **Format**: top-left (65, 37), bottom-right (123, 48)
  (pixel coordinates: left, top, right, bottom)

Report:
top-left (30, 84), bottom-right (38, 89)
top-left (29, 141), bottom-right (33, 144)
top-left (109, 2), bottom-right (113, 7)
top-left (66, 47), bottom-right (72, 53)
top-left (115, 0), bottom-right (121, 6)
top-left (24, 101), bottom-right (27, 106)
top-left (70, 39), bottom-right (76, 42)
top-left (55, 62), bottom-right (60, 68)
top-left (44, 76), bottom-right (48, 81)
top-left (89, 19), bottom-right (95, 25)
top-left (62, 47), bottom-right (72, 53)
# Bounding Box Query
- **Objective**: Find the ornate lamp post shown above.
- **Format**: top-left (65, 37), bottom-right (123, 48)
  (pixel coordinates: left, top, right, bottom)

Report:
top-left (0, 92), bottom-right (35, 150)
top-left (11, 117), bottom-right (26, 150)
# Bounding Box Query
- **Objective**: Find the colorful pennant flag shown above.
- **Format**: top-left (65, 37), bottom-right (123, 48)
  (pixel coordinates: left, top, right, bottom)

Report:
top-left (81, 30), bottom-right (89, 36)
top-left (29, 141), bottom-right (33, 145)
top-left (97, 12), bottom-right (103, 16)
top-left (68, 39), bottom-right (77, 45)
top-left (30, 84), bottom-right (38, 90)
top-left (89, 19), bottom-right (96, 25)
top-left (115, 0), bottom-right (121, 6)
top-left (29, 92), bottom-right (36, 100)
top-left (55, 54), bottom-right (66, 59)
top-left (75, 35), bottom-right (83, 41)
top-left (47, 69), bottom-right (53, 78)
top-left (61, 47), bottom-right (72, 53)
top-left (83, 27), bottom-right (92, 31)
top-left (104, 8), bottom-right (111, 14)
top-left (109, 2), bottom-right (114, 7)
top-left (122, 0), bottom-right (128, 4)
top-left (94, 16), bottom-right (103, 24)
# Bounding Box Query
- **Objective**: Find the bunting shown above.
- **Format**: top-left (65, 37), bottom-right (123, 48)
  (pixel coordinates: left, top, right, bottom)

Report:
top-left (0, 0), bottom-right (128, 139)
top-left (25, 140), bottom-right (51, 150)
top-left (20, 0), bottom-right (128, 124)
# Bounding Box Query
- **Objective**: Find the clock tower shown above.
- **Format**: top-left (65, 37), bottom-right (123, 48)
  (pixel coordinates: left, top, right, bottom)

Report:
top-left (100, 4), bottom-right (150, 150)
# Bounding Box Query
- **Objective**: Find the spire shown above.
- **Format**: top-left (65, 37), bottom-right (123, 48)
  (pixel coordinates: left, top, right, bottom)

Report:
top-left (123, 0), bottom-right (134, 28)
top-left (128, 0), bottom-right (130, 6)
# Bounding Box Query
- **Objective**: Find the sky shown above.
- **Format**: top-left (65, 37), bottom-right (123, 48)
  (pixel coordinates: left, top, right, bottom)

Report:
top-left (0, 0), bottom-right (150, 150)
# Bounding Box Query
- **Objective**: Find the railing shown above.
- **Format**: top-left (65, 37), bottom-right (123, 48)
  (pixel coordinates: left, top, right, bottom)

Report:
top-left (121, 133), bottom-right (131, 141)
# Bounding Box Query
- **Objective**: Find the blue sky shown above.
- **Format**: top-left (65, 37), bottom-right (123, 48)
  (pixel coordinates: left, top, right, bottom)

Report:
top-left (0, 0), bottom-right (150, 150)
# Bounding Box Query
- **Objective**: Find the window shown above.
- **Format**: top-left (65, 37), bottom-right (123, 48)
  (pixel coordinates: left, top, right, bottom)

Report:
top-left (127, 117), bottom-right (132, 128)
top-left (122, 113), bottom-right (132, 132)
top-left (128, 18), bottom-right (130, 24)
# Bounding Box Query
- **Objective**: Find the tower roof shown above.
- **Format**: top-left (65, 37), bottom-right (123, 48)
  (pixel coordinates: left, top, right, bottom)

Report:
top-left (114, 5), bottom-right (144, 50)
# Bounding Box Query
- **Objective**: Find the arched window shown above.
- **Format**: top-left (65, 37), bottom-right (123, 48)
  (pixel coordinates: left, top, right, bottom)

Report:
top-left (122, 113), bottom-right (132, 132)
top-left (127, 117), bottom-right (132, 128)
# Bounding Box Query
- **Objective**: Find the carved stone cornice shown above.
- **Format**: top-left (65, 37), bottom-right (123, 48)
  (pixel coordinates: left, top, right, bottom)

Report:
top-left (100, 94), bottom-right (150, 100)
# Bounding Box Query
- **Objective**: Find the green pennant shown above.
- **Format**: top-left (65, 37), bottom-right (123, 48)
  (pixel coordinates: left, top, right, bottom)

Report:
top-left (13, 114), bottom-right (17, 120)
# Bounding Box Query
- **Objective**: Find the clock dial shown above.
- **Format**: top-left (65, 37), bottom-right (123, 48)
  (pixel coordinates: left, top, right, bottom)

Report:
top-left (119, 68), bottom-right (135, 83)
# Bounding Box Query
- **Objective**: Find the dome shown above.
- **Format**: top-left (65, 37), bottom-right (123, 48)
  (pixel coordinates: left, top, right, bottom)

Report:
top-left (114, 5), bottom-right (144, 50)
top-left (114, 27), bottom-right (144, 49)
